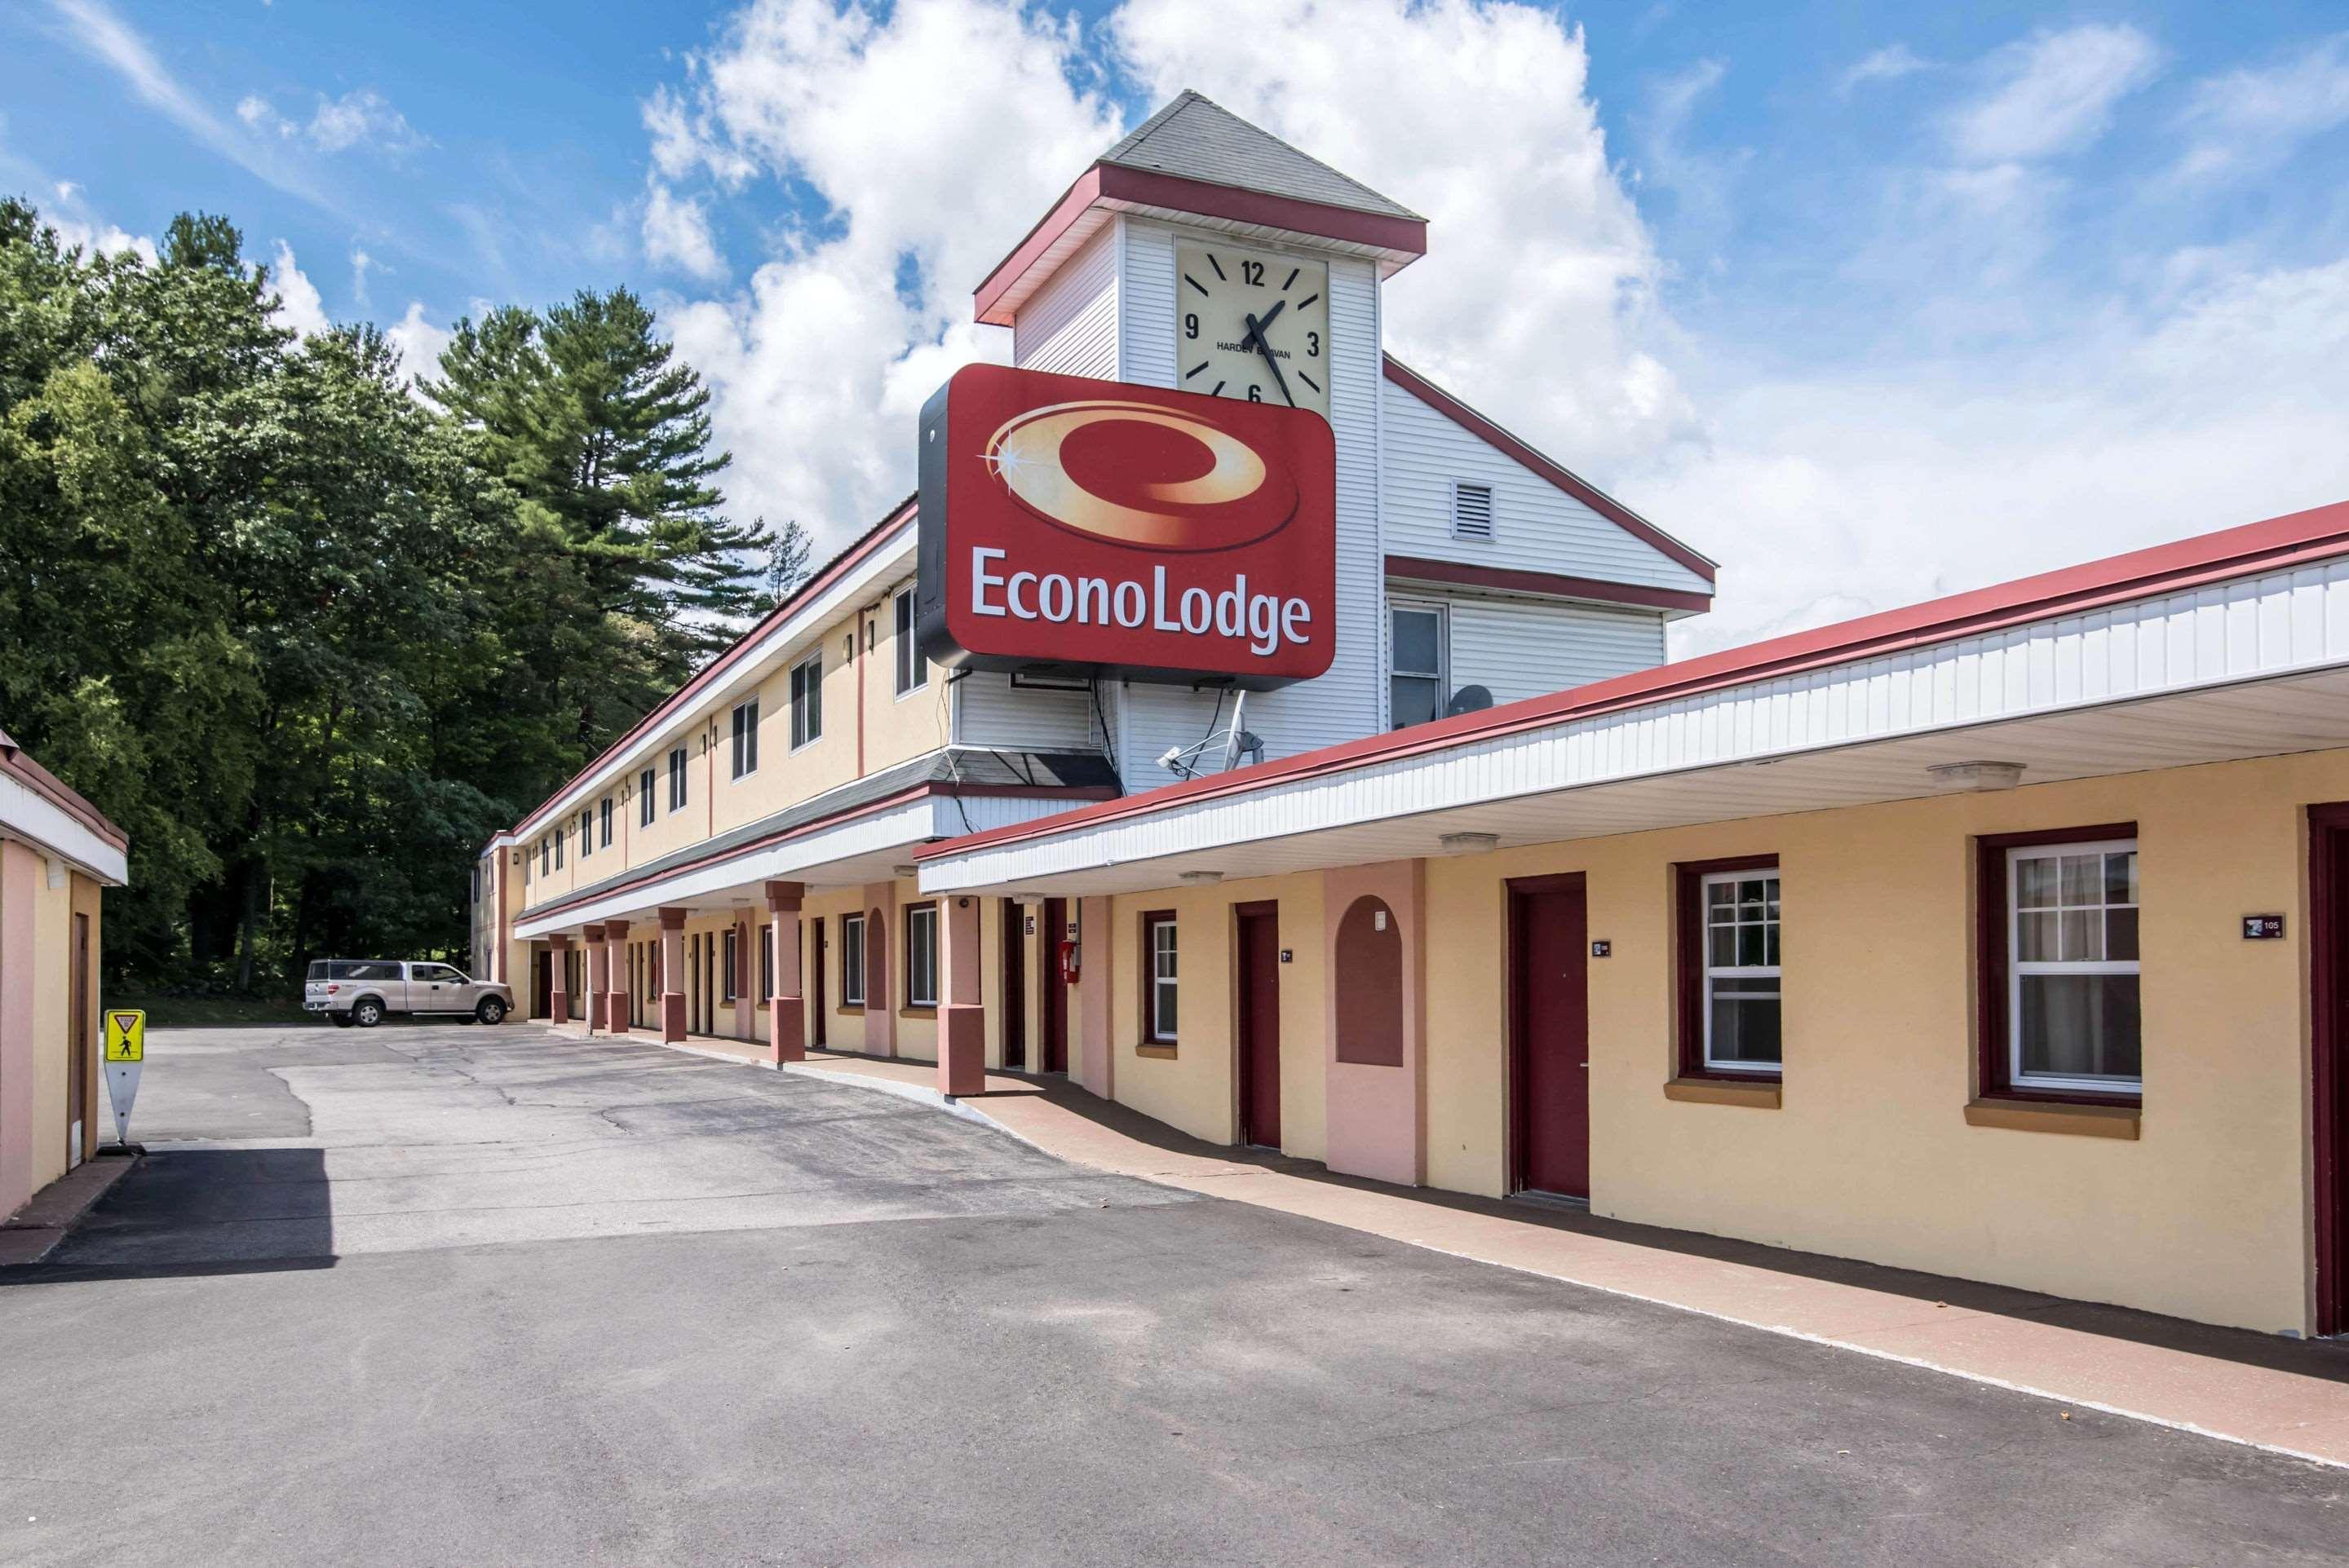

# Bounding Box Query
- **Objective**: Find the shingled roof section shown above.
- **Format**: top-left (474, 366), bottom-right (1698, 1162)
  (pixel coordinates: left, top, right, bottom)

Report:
top-left (1099, 91), bottom-right (1422, 223)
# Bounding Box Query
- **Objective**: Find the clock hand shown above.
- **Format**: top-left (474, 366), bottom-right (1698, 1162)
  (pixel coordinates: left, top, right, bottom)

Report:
top-left (1236, 298), bottom-right (1287, 355)
top-left (1243, 311), bottom-right (1296, 407)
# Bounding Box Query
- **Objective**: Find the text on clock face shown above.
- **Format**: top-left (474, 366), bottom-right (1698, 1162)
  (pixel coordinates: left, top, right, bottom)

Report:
top-left (1174, 242), bottom-right (1332, 416)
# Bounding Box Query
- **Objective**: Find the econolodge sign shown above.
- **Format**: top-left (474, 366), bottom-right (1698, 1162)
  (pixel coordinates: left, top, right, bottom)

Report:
top-left (917, 364), bottom-right (1338, 689)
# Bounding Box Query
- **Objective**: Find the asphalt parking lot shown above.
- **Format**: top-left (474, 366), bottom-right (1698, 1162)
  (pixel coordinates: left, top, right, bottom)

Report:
top-left (0, 1023), bottom-right (2341, 1566)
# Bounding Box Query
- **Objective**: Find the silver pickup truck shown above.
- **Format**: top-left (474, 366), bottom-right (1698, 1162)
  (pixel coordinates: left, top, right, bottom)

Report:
top-left (304, 959), bottom-right (513, 1027)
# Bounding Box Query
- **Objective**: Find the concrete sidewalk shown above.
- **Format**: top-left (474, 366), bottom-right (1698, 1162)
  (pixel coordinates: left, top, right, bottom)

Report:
top-left (554, 1021), bottom-right (2349, 1469)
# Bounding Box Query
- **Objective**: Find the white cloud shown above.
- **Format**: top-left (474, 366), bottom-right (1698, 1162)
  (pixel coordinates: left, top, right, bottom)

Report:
top-left (385, 300), bottom-right (454, 384)
top-left (304, 88), bottom-right (427, 156)
top-left (2174, 33), bottom-right (2349, 183)
top-left (643, 0), bottom-right (1121, 547)
top-left (642, 181), bottom-right (727, 280)
top-left (236, 93), bottom-right (274, 130)
top-left (1839, 43), bottom-right (1931, 95)
top-left (267, 240), bottom-right (332, 338)
top-left (49, 213), bottom-right (156, 264)
top-left (350, 247), bottom-right (376, 309)
top-left (1949, 24), bottom-right (2161, 164)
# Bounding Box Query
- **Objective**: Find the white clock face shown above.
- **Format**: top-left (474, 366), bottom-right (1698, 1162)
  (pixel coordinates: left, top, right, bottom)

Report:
top-left (1174, 242), bottom-right (1331, 418)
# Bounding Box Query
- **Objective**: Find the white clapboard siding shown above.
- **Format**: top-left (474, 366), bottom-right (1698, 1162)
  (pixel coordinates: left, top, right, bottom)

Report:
top-left (1013, 225), bottom-right (1119, 378)
top-left (923, 557), bottom-right (2349, 890)
top-left (1448, 598), bottom-right (1668, 707)
top-left (954, 670), bottom-right (1102, 752)
top-left (1112, 233), bottom-right (1386, 786)
top-left (1381, 378), bottom-right (1710, 594)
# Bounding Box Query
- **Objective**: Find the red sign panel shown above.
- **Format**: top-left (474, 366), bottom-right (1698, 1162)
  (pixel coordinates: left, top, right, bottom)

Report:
top-left (917, 364), bottom-right (1337, 689)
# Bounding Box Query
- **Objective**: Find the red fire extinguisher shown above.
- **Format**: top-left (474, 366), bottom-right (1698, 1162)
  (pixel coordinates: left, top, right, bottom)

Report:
top-left (1058, 939), bottom-right (1080, 985)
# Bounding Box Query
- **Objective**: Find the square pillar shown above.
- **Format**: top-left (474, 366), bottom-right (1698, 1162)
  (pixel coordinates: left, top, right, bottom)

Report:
top-left (582, 924), bottom-right (607, 1032)
top-left (732, 910), bottom-right (754, 1040)
top-left (548, 933), bottom-right (572, 1026)
top-left (604, 920), bottom-right (630, 1035)
top-left (765, 881), bottom-right (805, 1065)
top-left (657, 908), bottom-right (688, 1043)
top-left (939, 893), bottom-right (985, 1097)
top-left (861, 882), bottom-right (897, 1058)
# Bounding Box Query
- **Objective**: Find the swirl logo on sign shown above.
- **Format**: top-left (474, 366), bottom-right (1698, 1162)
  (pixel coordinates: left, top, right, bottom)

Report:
top-left (983, 400), bottom-right (1298, 551)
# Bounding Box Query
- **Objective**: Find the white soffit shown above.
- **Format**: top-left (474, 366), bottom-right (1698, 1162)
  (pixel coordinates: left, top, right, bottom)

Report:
top-left (0, 774), bottom-right (127, 886)
top-left (920, 558), bottom-right (2349, 895)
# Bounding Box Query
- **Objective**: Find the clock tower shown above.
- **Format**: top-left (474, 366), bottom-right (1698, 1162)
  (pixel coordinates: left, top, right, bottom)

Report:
top-left (971, 91), bottom-right (1428, 783)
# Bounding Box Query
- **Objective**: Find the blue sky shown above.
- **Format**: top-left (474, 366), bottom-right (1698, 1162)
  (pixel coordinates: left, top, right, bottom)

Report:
top-left (11, 0), bottom-right (2349, 650)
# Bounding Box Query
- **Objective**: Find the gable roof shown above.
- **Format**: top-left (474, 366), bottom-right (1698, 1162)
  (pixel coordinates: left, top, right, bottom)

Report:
top-left (1100, 91), bottom-right (1422, 223)
top-left (1383, 356), bottom-right (1717, 586)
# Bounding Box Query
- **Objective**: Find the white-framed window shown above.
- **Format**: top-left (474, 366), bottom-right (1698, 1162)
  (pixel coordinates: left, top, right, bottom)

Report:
top-left (639, 767), bottom-right (655, 827)
top-left (539, 838), bottom-right (549, 875)
top-left (553, 827), bottom-right (564, 870)
top-left (791, 650), bottom-right (824, 749)
top-left (1147, 914), bottom-right (1178, 1042)
top-left (759, 924), bottom-right (774, 1000)
top-left (667, 746), bottom-right (688, 813)
top-left (731, 697), bottom-right (759, 780)
top-left (599, 797), bottom-right (613, 849)
top-left (1389, 601), bottom-right (1449, 730)
top-left (905, 903), bottom-right (939, 1008)
top-left (578, 806), bottom-right (594, 859)
top-left (1701, 870), bottom-right (1781, 1073)
top-left (841, 912), bottom-right (867, 1005)
top-left (894, 586), bottom-right (926, 697)
top-left (722, 929), bottom-right (738, 1002)
top-left (1450, 480), bottom-right (1494, 541)
top-left (2008, 838), bottom-right (2140, 1093)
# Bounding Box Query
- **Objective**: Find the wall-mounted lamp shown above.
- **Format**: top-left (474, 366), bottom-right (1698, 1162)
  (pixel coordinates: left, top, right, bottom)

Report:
top-left (1178, 870), bottom-right (1224, 885)
top-left (1437, 831), bottom-right (1500, 853)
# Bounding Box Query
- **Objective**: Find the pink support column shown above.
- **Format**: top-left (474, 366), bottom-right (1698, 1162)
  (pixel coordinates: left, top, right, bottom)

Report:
top-left (548, 933), bottom-right (572, 1026)
top-left (939, 893), bottom-right (985, 1097)
top-left (765, 881), bottom-right (805, 1065)
top-left (582, 924), bottom-right (606, 1032)
top-left (1077, 895), bottom-right (1114, 1100)
top-left (604, 920), bottom-right (630, 1034)
top-left (0, 841), bottom-right (38, 1217)
top-left (861, 883), bottom-right (897, 1058)
top-left (657, 908), bottom-right (688, 1043)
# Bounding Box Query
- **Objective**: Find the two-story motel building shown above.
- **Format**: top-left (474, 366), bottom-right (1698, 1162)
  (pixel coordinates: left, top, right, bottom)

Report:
top-left (481, 93), bottom-right (2349, 1339)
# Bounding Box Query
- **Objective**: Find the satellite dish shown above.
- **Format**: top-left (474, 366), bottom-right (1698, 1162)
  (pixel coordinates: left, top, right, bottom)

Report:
top-left (1445, 684), bottom-right (1494, 718)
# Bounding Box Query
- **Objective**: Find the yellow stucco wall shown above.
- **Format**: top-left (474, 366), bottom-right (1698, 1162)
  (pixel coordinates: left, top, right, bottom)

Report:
top-left (1102, 872), bottom-right (1328, 1153)
top-left (1412, 747), bottom-right (2348, 1334)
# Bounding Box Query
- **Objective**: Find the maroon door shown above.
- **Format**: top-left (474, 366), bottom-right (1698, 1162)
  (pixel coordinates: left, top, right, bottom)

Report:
top-left (1511, 877), bottom-right (1590, 1198)
top-left (810, 918), bottom-right (827, 1047)
top-left (2313, 806), bottom-right (2349, 1336)
top-left (1236, 905), bottom-right (1281, 1148)
top-left (1042, 897), bottom-right (1069, 1074)
top-left (1001, 899), bottom-right (1028, 1071)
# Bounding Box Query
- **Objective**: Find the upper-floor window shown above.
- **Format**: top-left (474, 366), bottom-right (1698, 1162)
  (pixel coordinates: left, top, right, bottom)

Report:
top-left (732, 697), bottom-right (760, 780)
top-left (791, 650), bottom-right (824, 749)
top-left (639, 768), bottom-right (655, 827)
top-left (905, 903), bottom-right (939, 1009)
top-left (1451, 480), bottom-right (1495, 541)
top-left (1389, 602), bottom-right (1448, 729)
top-left (894, 587), bottom-right (925, 697)
top-left (667, 746), bottom-right (688, 813)
top-left (552, 828), bottom-right (564, 870)
top-left (538, 838), bottom-right (548, 876)
top-left (577, 806), bottom-right (594, 859)
top-left (599, 797), bottom-right (613, 849)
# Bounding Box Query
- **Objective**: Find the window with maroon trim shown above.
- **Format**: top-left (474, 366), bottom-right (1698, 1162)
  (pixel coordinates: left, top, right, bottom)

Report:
top-left (905, 903), bottom-right (939, 1009)
top-left (1976, 825), bottom-right (2141, 1103)
top-left (1142, 912), bottom-right (1178, 1043)
top-left (1675, 856), bottom-right (1781, 1078)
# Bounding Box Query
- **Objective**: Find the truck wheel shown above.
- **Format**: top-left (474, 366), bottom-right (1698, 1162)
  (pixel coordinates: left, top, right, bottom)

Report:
top-left (353, 997), bottom-right (384, 1028)
top-left (330, 1012), bottom-right (355, 1029)
top-left (476, 997), bottom-right (507, 1026)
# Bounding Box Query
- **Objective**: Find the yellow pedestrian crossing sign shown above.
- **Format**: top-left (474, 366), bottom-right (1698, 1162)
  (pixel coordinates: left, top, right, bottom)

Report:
top-left (104, 1009), bottom-right (144, 1062)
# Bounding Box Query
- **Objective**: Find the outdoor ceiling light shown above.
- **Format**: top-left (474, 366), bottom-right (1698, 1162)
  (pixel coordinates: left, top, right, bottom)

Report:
top-left (1927, 760), bottom-right (2027, 793)
top-left (1438, 830), bottom-right (1501, 853)
top-left (1179, 870), bottom-right (1224, 885)
top-left (891, 864), bottom-right (918, 877)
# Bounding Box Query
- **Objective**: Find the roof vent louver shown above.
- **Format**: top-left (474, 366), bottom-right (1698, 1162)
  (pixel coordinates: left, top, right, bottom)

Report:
top-left (1452, 481), bottom-right (1494, 541)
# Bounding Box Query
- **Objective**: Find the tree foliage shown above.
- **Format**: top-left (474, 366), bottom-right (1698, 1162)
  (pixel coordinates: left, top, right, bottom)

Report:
top-left (0, 199), bottom-right (810, 990)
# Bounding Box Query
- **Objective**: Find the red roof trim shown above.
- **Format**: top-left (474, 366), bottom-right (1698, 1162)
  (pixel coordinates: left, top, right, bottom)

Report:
top-left (1386, 554), bottom-right (1711, 615)
top-left (519, 779), bottom-right (1116, 926)
top-left (975, 163), bottom-right (1430, 326)
top-left (921, 497), bottom-right (2349, 863)
top-left (0, 735), bottom-right (128, 851)
top-left (505, 500), bottom-right (916, 843)
top-left (1382, 358), bottom-right (1717, 585)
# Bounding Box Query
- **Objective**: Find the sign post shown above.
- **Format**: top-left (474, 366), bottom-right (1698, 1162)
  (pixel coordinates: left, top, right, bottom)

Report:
top-left (102, 1008), bottom-right (145, 1146)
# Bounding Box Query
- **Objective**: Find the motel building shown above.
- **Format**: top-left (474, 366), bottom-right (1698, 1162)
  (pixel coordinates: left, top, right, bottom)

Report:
top-left (482, 93), bottom-right (2349, 1339)
top-left (0, 727), bottom-right (125, 1222)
